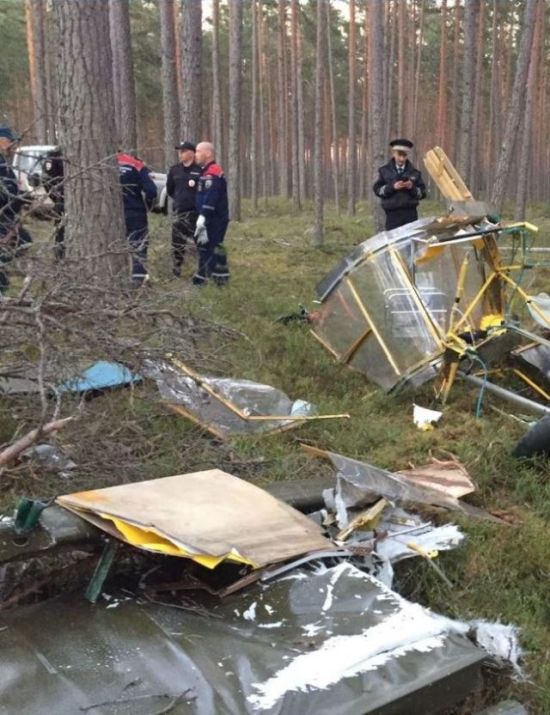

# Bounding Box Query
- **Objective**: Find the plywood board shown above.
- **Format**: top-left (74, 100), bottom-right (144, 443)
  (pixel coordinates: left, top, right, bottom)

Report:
top-left (57, 469), bottom-right (333, 568)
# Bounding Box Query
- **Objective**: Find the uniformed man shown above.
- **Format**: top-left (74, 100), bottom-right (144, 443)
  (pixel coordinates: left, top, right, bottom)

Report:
top-left (0, 125), bottom-right (32, 295)
top-left (373, 139), bottom-right (427, 231)
top-left (166, 141), bottom-right (201, 277)
top-left (42, 148), bottom-right (65, 262)
top-left (116, 151), bottom-right (158, 287)
top-left (193, 141), bottom-right (230, 286)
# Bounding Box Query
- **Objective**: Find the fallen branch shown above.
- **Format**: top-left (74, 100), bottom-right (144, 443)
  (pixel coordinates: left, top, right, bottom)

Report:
top-left (0, 417), bottom-right (73, 469)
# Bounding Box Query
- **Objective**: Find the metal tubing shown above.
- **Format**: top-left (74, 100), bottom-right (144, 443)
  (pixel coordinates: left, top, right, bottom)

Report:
top-left (459, 372), bottom-right (550, 415)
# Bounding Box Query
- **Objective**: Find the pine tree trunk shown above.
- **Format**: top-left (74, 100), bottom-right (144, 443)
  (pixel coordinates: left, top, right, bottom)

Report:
top-left (108, 0), bottom-right (137, 151)
top-left (490, 0), bottom-right (538, 212)
top-left (257, 2), bottom-right (269, 204)
top-left (160, 0), bottom-right (180, 170)
top-left (488, 0), bottom-right (500, 171)
top-left (313, 0), bottom-right (325, 247)
top-left (347, 0), bottom-right (356, 215)
top-left (180, 0), bottom-right (202, 142)
top-left (385, 0), bottom-right (396, 146)
top-left (276, 0), bottom-right (289, 198)
top-left (437, 0), bottom-right (448, 146)
top-left (52, 0), bottom-right (126, 283)
top-left (450, 0), bottom-right (461, 160)
top-left (470, 0), bottom-right (485, 194)
top-left (228, 0), bottom-right (242, 221)
top-left (290, 0), bottom-right (301, 209)
top-left (457, 0), bottom-right (479, 183)
top-left (326, 0), bottom-right (340, 213)
top-left (25, 0), bottom-right (50, 143)
top-left (296, 8), bottom-right (306, 202)
top-left (412, 0), bottom-right (425, 138)
top-left (514, 0), bottom-right (543, 219)
top-left (251, 0), bottom-right (259, 212)
top-left (211, 0), bottom-right (223, 165)
top-left (368, 0), bottom-right (386, 231)
top-left (397, 0), bottom-right (406, 135)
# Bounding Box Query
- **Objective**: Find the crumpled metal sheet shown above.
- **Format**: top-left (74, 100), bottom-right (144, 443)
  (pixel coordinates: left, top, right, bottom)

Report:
top-left (143, 360), bottom-right (316, 437)
top-left (321, 450), bottom-right (499, 522)
top-left (0, 563), bottom-right (485, 715)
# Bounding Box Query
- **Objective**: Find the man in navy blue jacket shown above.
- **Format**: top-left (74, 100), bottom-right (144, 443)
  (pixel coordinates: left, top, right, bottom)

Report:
top-left (116, 151), bottom-right (157, 286)
top-left (193, 142), bottom-right (230, 286)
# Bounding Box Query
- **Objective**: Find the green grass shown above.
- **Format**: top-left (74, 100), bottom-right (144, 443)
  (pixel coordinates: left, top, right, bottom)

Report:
top-left (2, 198), bottom-right (550, 712)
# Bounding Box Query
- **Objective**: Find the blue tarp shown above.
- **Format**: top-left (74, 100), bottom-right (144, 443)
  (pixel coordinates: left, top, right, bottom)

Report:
top-left (56, 361), bottom-right (142, 394)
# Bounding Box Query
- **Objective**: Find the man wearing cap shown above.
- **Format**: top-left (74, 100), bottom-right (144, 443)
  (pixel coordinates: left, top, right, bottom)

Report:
top-left (166, 141), bottom-right (202, 277)
top-left (117, 150), bottom-right (158, 287)
top-left (0, 125), bottom-right (31, 295)
top-left (373, 139), bottom-right (427, 231)
top-left (193, 141), bottom-right (230, 286)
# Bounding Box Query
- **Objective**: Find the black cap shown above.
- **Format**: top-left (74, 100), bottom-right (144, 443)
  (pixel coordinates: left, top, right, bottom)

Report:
top-left (175, 141), bottom-right (196, 152)
top-left (389, 138), bottom-right (414, 150)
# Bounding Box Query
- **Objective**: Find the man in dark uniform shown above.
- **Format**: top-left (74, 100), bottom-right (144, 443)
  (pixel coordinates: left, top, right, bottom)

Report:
top-left (166, 141), bottom-right (201, 277)
top-left (0, 125), bottom-right (32, 295)
top-left (42, 148), bottom-right (65, 262)
top-left (193, 141), bottom-right (230, 287)
top-left (116, 151), bottom-right (158, 287)
top-left (373, 139), bottom-right (427, 231)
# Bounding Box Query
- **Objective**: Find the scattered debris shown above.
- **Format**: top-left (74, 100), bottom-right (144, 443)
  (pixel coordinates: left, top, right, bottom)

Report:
top-left (144, 357), bottom-right (349, 438)
top-left (478, 701), bottom-right (528, 715)
top-left (305, 445), bottom-right (501, 522)
top-left (0, 562), bottom-right (489, 715)
top-left (311, 148), bottom-right (550, 412)
top-left (397, 454), bottom-right (476, 499)
top-left (413, 404), bottom-right (443, 431)
top-left (56, 360), bottom-right (141, 395)
top-left (21, 444), bottom-right (77, 478)
top-left (0, 417), bottom-right (73, 470)
top-left (57, 469), bottom-right (334, 570)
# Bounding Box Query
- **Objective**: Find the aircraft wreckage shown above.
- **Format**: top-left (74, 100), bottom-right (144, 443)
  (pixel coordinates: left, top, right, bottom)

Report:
top-left (312, 148), bottom-right (550, 414)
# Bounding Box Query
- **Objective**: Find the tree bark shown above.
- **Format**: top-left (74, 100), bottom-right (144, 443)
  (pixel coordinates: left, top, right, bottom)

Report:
top-left (412, 0), bottom-right (425, 138)
top-left (211, 0), bottom-right (223, 166)
top-left (514, 0), bottom-right (543, 219)
top-left (368, 0), bottom-right (386, 232)
top-left (108, 0), bottom-right (137, 151)
top-left (436, 0), bottom-right (448, 147)
top-left (470, 0), bottom-right (485, 194)
top-left (347, 0), bottom-right (356, 215)
top-left (490, 0), bottom-right (538, 212)
top-left (457, 0), bottom-right (480, 184)
top-left (313, 0), bottom-right (325, 247)
top-left (450, 0), bottom-right (461, 159)
top-left (25, 0), bottom-right (50, 143)
top-left (228, 0), bottom-right (242, 221)
top-left (326, 0), bottom-right (340, 213)
top-left (290, 0), bottom-right (301, 209)
top-left (295, 6), bottom-right (306, 202)
top-left (251, 0), bottom-right (259, 212)
top-left (180, 0), bottom-right (202, 142)
top-left (159, 0), bottom-right (180, 170)
top-left (276, 0), bottom-right (289, 198)
top-left (52, 0), bottom-right (126, 283)
top-left (397, 0), bottom-right (406, 135)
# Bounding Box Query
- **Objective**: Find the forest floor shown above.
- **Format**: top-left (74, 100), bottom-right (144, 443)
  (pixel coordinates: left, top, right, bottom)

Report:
top-left (2, 198), bottom-right (550, 712)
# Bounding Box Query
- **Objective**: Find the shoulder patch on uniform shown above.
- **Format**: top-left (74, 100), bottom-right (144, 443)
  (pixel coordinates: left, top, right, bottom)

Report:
top-left (117, 153), bottom-right (145, 170)
top-left (205, 163), bottom-right (224, 178)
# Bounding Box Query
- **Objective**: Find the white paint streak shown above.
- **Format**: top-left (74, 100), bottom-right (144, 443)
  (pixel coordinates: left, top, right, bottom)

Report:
top-left (243, 602), bottom-right (257, 621)
top-left (248, 564), bottom-right (468, 711)
top-left (301, 623), bottom-right (323, 637)
top-left (258, 621), bottom-right (285, 629)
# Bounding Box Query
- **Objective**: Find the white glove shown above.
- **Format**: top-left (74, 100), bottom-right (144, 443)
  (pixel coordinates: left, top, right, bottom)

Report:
top-left (194, 214), bottom-right (208, 245)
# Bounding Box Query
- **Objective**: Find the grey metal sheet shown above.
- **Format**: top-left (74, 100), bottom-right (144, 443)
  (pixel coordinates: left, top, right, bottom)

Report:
top-left (0, 563), bottom-right (485, 715)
